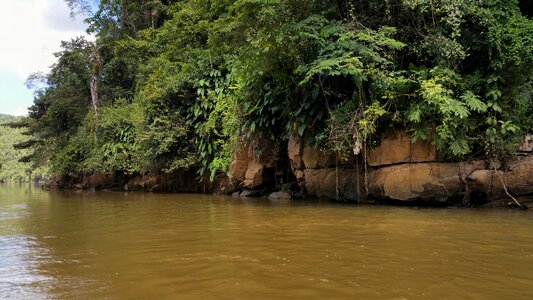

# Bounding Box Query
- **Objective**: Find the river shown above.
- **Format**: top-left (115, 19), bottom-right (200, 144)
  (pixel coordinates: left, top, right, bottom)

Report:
top-left (1, 184), bottom-right (532, 299)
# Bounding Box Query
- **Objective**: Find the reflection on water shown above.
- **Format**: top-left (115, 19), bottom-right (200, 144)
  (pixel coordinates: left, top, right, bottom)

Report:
top-left (1, 184), bottom-right (533, 299)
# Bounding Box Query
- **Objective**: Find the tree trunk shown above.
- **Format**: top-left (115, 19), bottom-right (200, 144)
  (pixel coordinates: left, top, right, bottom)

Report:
top-left (90, 75), bottom-right (98, 116)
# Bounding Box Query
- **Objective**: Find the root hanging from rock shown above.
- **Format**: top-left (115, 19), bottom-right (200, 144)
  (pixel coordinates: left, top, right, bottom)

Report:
top-left (490, 161), bottom-right (525, 209)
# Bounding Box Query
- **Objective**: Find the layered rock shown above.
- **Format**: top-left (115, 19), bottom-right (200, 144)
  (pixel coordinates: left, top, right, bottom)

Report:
top-left (227, 129), bottom-right (533, 205)
top-left (367, 161), bottom-right (485, 202)
top-left (367, 130), bottom-right (438, 167)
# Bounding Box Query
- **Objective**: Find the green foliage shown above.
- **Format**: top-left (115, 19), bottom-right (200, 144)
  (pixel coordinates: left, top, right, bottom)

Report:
top-left (22, 0), bottom-right (533, 180)
top-left (83, 100), bottom-right (144, 174)
top-left (0, 115), bottom-right (48, 182)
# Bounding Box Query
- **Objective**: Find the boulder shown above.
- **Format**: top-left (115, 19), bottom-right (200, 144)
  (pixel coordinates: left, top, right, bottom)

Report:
top-left (242, 160), bottom-right (265, 189)
top-left (268, 191), bottom-right (292, 201)
top-left (368, 161), bottom-right (485, 202)
top-left (368, 130), bottom-right (437, 167)
top-left (149, 184), bottom-right (162, 192)
top-left (240, 189), bottom-right (264, 198)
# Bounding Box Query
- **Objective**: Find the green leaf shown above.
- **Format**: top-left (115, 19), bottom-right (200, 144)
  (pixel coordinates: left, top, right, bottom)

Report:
top-left (461, 91), bottom-right (487, 113)
top-left (298, 124), bottom-right (306, 137)
top-left (407, 106), bottom-right (422, 123)
top-left (449, 137), bottom-right (470, 156)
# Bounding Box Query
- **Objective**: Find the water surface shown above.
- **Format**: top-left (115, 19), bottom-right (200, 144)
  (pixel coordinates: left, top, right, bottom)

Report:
top-left (1, 184), bottom-right (532, 299)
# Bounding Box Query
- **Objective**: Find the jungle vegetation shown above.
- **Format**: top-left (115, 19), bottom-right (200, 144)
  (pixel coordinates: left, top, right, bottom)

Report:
top-left (0, 114), bottom-right (48, 182)
top-left (17, 0), bottom-right (533, 180)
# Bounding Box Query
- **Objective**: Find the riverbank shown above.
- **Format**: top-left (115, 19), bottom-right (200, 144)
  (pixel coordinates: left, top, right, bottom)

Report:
top-left (43, 131), bottom-right (533, 209)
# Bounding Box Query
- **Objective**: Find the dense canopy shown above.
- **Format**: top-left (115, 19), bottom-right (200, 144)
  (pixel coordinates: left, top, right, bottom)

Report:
top-left (20, 0), bottom-right (533, 179)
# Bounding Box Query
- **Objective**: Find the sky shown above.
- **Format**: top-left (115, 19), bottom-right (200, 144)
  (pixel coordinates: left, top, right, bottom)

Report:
top-left (0, 0), bottom-right (89, 116)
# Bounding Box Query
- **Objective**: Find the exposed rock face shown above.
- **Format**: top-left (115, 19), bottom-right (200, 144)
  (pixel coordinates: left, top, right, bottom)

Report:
top-left (229, 138), bottom-right (277, 190)
top-left (467, 156), bottom-right (533, 198)
top-left (303, 168), bottom-right (362, 201)
top-left (368, 161), bottom-right (485, 202)
top-left (226, 129), bottom-right (533, 205)
top-left (287, 134), bottom-right (304, 170)
top-left (229, 144), bottom-right (251, 182)
top-left (126, 174), bottom-right (159, 191)
top-left (229, 159), bottom-right (248, 182)
top-left (368, 131), bottom-right (437, 167)
top-left (125, 169), bottom-right (229, 193)
top-left (242, 160), bottom-right (265, 189)
top-left (82, 173), bottom-right (115, 189)
top-left (301, 144), bottom-right (335, 169)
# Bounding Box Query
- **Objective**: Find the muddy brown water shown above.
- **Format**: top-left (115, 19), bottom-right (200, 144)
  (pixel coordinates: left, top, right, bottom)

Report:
top-left (1, 184), bottom-right (532, 299)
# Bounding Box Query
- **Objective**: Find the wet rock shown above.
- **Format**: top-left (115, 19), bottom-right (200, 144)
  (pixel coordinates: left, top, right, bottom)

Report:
top-left (518, 195), bottom-right (533, 204)
top-left (483, 199), bottom-right (507, 208)
top-left (240, 190), bottom-right (263, 198)
top-left (280, 182), bottom-right (299, 193)
top-left (232, 191), bottom-right (241, 198)
top-left (268, 191), bottom-right (291, 201)
top-left (149, 184), bottom-right (161, 192)
top-left (367, 130), bottom-right (438, 167)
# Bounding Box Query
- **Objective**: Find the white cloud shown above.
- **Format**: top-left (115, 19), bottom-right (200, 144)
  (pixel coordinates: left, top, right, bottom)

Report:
top-left (0, 0), bottom-right (90, 80)
top-left (8, 106), bottom-right (29, 117)
top-left (44, 0), bottom-right (88, 32)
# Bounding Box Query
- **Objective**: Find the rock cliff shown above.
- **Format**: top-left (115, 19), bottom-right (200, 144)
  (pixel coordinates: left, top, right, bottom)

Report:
top-left (229, 130), bottom-right (533, 206)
